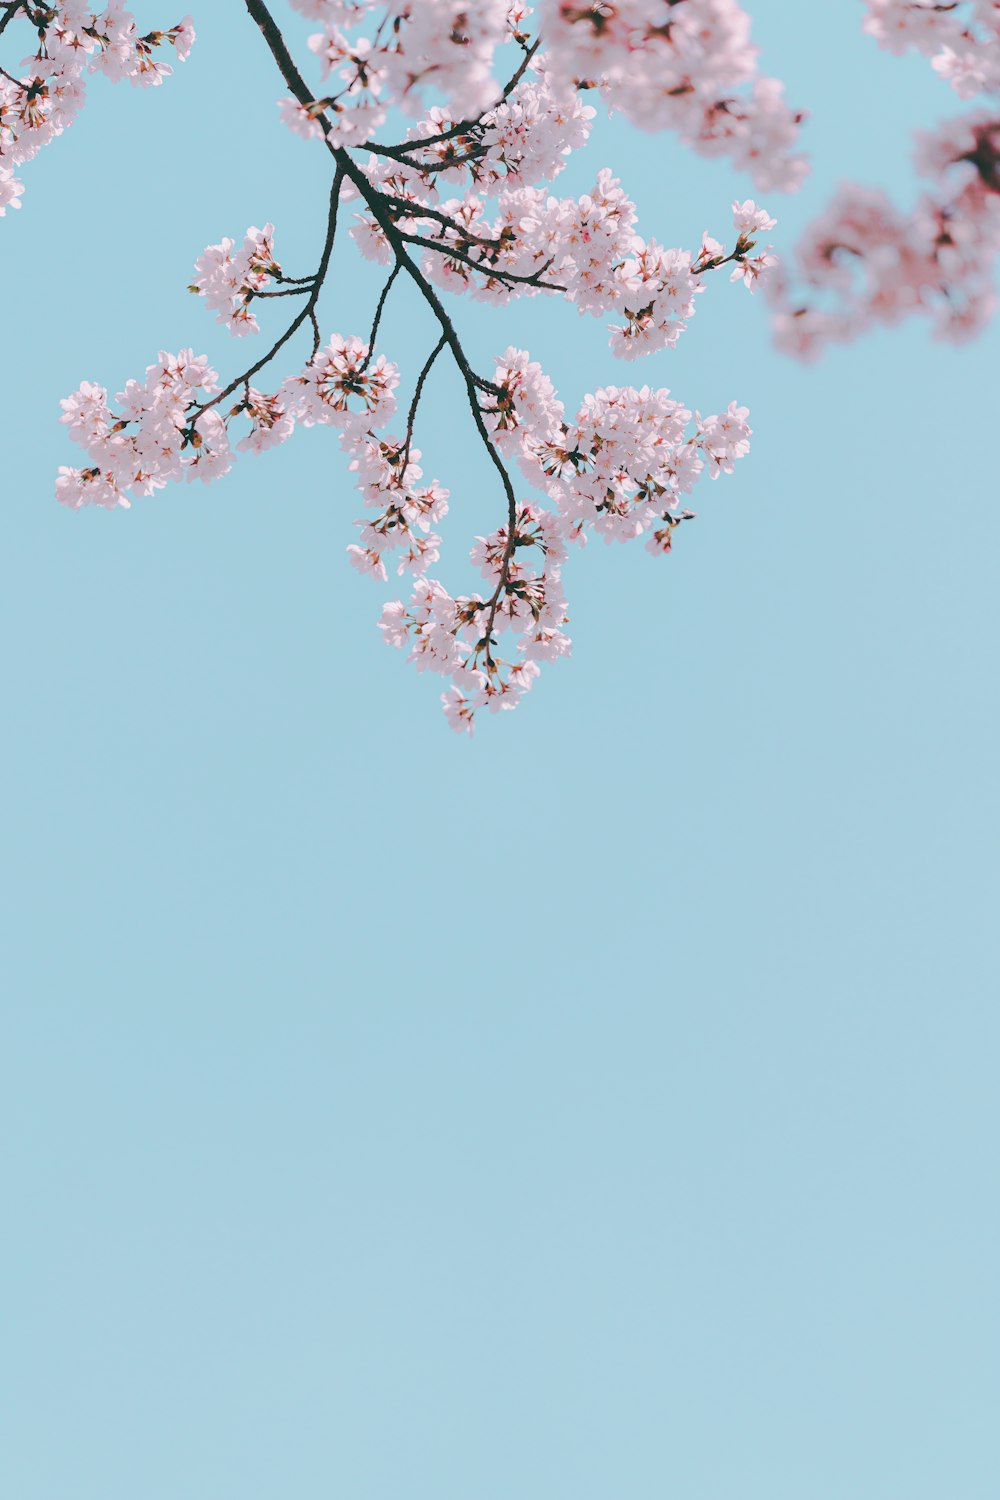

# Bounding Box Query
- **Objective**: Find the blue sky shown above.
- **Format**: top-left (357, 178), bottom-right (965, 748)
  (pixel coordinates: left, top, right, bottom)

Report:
top-left (2, 4), bottom-right (998, 1497)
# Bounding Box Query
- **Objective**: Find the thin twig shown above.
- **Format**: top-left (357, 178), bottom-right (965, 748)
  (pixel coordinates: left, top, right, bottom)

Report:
top-left (358, 262), bottom-right (401, 371)
top-left (692, 247), bottom-right (745, 276)
top-left (401, 332), bottom-right (447, 471)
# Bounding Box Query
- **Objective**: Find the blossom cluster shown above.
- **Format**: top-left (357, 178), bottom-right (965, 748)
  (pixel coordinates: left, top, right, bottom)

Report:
top-left (378, 502), bottom-right (571, 733)
top-left (56, 349), bottom-right (230, 511)
top-left (321, 16), bottom-right (782, 366)
top-left (345, 434), bottom-right (450, 582)
top-left (278, 0), bottom-right (805, 193)
top-left (55, 331), bottom-right (402, 507)
top-left (538, 0), bottom-right (807, 192)
top-left (351, 71), bottom-right (600, 207)
top-left (375, 356), bottom-right (751, 731)
top-left (283, 332), bottom-right (399, 432)
top-left (774, 4), bottom-right (1000, 356)
top-left (279, 0), bottom-right (516, 147)
top-left (349, 156), bottom-right (777, 359)
top-left (57, 294), bottom-right (754, 729)
top-left (0, 3), bottom-right (194, 214)
top-left (190, 223), bottom-right (285, 337)
top-left (484, 345), bottom-right (752, 533)
top-left (862, 0), bottom-right (1000, 98)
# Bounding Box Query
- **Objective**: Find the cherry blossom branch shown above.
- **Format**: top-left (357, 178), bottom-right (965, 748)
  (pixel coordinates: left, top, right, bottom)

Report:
top-left (382, 196), bottom-right (507, 247)
top-left (363, 39), bottom-right (541, 159)
top-left (370, 145), bottom-right (490, 175)
top-left (192, 166), bottom-right (344, 421)
top-left (243, 0), bottom-right (522, 654)
top-left (51, 1), bottom-right (776, 731)
top-left (397, 231), bottom-right (566, 291)
top-left (693, 246), bottom-right (747, 275)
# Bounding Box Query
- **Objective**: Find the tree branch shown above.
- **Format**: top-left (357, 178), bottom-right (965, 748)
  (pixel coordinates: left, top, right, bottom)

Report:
top-left (402, 333), bottom-right (447, 472)
top-left (382, 195), bottom-right (506, 248)
top-left (363, 38), bottom-right (541, 157)
top-left (247, 284), bottom-right (314, 300)
top-left (363, 141), bottom-right (489, 174)
top-left (358, 262), bottom-right (401, 371)
top-left (243, 0), bottom-right (523, 655)
top-left (0, 3), bottom-right (23, 42)
top-left (399, 231), bottom-right (564, 291)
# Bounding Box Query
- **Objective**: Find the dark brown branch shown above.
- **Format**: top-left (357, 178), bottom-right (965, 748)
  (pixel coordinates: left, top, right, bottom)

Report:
top-left (0, 3), bottom-right (23, 42)
top-left (358, 262), bottom-right (401, 371)
top-left (692, 246), bottom-right (746, 276)
top-left (247, 284), bottom-right (314, 299)
top-left (400, 232), bottom-right (564, 291)
top-left (359, 138), bottom-right (469, 166)
top-left (383, 195), bottom-right (504, 247)
top-left (402, 332), bottom-right (447, 471)
top-left (364, 142), bottom-right (489, 174)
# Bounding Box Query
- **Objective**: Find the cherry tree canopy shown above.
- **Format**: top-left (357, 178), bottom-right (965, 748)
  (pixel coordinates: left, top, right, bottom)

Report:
top-left (2, 0), bottom-right (997, 729)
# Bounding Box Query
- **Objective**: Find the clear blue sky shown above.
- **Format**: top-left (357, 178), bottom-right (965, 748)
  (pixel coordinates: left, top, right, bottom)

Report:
top-left (2, 5), bottom-right (998, 1498)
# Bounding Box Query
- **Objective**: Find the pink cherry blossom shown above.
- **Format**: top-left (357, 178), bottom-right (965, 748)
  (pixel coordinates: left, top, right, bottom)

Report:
top-left (862, 1), bottom-right (1000, 96)
top-left (281, 335), bottom-right (399, 433)
top-left (0, 6), bottom-right (194, 209)
top-left (776, 4), bottom-right (1000, 356)
top-left (191, 225), bottom-right (283, 337)
top-left (538, 0), bottom-right (807, 192)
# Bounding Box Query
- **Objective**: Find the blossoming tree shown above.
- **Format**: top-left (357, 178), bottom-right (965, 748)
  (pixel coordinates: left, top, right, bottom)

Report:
top-left (3, 2), bottom-right (995, 729)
